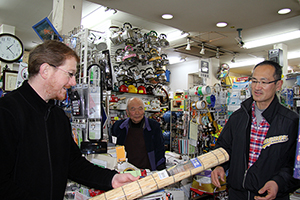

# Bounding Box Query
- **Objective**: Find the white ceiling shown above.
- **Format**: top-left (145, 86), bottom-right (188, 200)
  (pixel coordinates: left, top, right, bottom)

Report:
top-left (1, 0), bottom-right (300, 75)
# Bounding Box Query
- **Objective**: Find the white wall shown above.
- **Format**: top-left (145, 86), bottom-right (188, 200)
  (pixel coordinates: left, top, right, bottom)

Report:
top-left (205, 58), bottom-right (220, 86)
top-left (168, 60), bottom-right (199, 91)
top-left (168, 58), bottom-right (220, 91)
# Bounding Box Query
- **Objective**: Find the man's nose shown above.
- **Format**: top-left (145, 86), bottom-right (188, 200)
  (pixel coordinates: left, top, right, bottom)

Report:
top-left (69, 76), bottom-right (77, 86)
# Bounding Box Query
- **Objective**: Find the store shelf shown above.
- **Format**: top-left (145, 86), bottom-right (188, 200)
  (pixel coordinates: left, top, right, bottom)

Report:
top-left (110, 108), bottom-right (161, 112)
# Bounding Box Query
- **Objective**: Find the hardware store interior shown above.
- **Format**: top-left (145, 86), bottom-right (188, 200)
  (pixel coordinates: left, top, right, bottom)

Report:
top-left (1, 0), bottom-right (300, 199)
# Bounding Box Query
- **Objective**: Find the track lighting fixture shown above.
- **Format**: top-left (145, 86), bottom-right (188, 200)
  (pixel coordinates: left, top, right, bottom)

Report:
top-left (185, 38), bottom-right (191, 50)
top-left (105, 7), bottom-right (117, 14)
top-left (235, 28), bottom-right (244, 48)
top-left (200, 43), bottom-right (205, 55)
top-left (216, 47), bottom-right (220, 59)
top-left (231, 54), bottom-right (236, 63)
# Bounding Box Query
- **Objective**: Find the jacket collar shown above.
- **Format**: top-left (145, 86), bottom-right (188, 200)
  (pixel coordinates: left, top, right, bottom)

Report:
top-left (261, 95), bottom-right (280, 124)
top-left (18, 80), bottom-right (55, 115)
top-left (242, 95), bottom-right (280, 124)
top-left (119, 116), bottom-right (151, 131)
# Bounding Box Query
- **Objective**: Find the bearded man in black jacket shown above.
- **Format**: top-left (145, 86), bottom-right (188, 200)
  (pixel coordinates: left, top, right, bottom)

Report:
top-left (0, 40), bottom-right (138, 200)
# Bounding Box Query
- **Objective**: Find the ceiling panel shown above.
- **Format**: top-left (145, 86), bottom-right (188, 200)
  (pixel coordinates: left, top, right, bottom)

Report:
top-left (0, 0), bottom-right (299, 74)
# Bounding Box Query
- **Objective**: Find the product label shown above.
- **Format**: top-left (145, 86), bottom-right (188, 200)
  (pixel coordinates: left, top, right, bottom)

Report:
top-left (112, 136), bottom-right (117, 144)
top-left (191, 158), bottom-right (202, 168)
top-left (157, 169), bottom-right (169, 180)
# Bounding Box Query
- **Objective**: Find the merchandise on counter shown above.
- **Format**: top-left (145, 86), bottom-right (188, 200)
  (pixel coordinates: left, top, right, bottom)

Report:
top-left (90, 148), bottom-right (229, 200)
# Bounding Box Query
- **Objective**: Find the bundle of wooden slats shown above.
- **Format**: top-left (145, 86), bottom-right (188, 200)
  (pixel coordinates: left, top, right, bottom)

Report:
top-left (91, 147), bottom-right (229, 200)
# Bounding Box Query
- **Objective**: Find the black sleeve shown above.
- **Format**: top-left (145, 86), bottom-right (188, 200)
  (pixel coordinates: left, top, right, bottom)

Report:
top-left (67, 135), bottom-right (118, 191)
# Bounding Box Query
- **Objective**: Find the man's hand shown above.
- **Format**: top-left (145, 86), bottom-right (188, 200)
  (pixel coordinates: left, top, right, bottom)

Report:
top-left (211, 166), bottom-right (226, 188)
top-left (111, 173), bottom-right (140, 188)
top-left (254, 180), bottom-right (278, 200)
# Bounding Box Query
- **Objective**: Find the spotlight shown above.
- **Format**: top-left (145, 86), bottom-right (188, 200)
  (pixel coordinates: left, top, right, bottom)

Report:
top-left (235, 28), bottom-right (244, 48)
top-left (185, 38), bottom-right (191, 50)
top-left (200, 43), bottom-right (205, 54)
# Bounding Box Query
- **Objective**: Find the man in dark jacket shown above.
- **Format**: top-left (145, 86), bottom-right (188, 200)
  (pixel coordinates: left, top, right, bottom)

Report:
top-left (111, 97), bottom-right (166, 171)
top-left (211, 60), bottom-right (300, 200)
top-left (0, 40), bottom-right (138, 200)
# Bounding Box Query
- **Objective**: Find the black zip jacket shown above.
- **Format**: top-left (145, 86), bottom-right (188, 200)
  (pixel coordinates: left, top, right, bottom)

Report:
top-left (216, 96), bottom-right (300, 199)
top-left (111, 118), bottom-right (166, 171)
top-left (0, 81), bottom-right (118, 200)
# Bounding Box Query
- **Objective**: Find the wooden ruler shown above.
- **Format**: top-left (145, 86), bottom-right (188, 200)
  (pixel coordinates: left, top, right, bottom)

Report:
top-left (91, 147), bottom-right (229, 200)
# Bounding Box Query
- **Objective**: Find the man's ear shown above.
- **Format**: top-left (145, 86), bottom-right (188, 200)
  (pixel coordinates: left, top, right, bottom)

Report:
top-left (276, 80), bottom-right (283, 91)
top-left (39, 63), bottom-right (50, 79)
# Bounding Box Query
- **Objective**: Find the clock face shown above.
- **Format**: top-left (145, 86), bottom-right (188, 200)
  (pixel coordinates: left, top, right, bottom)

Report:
top-left (0, 33), bottom-right (24, 63)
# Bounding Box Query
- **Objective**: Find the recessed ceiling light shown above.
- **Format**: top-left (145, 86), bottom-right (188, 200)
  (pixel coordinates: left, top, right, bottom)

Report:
top-left (216, 22), bottom-right (227, 28)
top-left (162, 14), bottom-right (173, 20)
top-left (278, 8), bottom-right (291, 14)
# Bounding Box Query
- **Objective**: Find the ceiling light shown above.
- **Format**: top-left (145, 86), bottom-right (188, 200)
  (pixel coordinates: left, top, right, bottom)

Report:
top-left (216, 22), bottom-right (227, 28)
top-left (81, 6), bottom-right (116, 29)
top-left (278, 8), bottom-right (291, 15)
top-left (185, 43), bottom-right (191, 50)
top-left (200, 43), bottom-right (205, 54)
top-left (288, 50), bottom-right (300, 59)
top-left (162, 14), bottom-right (173, 20)
top-left (186, 38), bottom-right (191, 50)
top-left (230, 58), bottom-right (264, 68)
top-left (243, 30), bottom-right (300, 49)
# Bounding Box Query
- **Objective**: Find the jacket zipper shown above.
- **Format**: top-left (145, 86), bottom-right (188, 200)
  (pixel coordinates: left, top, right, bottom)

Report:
top-left (45, 107), bottom-right (53, 200)
top-left (241, 103), bottom-right (251, 200)
top-left (242, 168), bottom-right (248, 188)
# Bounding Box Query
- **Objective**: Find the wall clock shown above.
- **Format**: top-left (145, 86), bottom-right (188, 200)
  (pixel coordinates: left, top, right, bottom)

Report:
top-left (0, 33), bottom-right (24, 63)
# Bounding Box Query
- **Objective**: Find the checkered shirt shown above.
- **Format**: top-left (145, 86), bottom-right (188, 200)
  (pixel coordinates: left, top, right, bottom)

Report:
top-left (248, 102), bottom-right (270, 168)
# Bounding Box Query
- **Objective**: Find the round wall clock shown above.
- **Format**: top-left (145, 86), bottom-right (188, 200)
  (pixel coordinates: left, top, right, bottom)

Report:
top-left (0, 33), bottom-right (24, 63)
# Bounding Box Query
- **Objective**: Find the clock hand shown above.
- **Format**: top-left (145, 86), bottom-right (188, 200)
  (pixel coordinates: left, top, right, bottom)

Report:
top-left (7, 48), bottom-right (15, 56)
top-left (6, 44), bottom-right (13, 50)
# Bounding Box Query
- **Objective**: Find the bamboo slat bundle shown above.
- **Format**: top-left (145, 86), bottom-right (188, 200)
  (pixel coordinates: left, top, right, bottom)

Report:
top-left (91, 147), bottom-right (229, 200)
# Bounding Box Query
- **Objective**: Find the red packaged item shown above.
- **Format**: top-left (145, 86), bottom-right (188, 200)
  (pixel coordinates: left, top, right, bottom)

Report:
top-left (89, 189), bottom-right (104, 197)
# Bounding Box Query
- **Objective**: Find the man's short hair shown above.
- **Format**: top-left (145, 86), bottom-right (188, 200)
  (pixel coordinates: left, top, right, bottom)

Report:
top-left (126, 97), bottom-right (144, 110)
top-left (28, 40), bottom-right (79, 79)
top-left (253, 60), bottom-right (282, 80)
